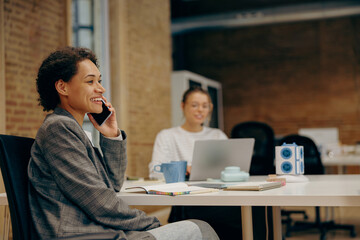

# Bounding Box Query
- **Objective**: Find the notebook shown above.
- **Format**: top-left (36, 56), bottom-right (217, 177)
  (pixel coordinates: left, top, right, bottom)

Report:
top-left (223, 181), bottom-right (282, 191)
top-left (189, 138), bottom-right (255, 181)
top-left (125, 182), bottom-right (219, 196)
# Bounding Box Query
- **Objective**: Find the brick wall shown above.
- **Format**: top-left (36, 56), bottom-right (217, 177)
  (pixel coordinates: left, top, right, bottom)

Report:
top-left (109, 0), bottom-right (172, 178)
top-left (177, 16), bottom-right (360, 145)
top-left (127, 0), bottom-right (172, 177)
top-left (4, 0), bottom-right (68, 138)
top-left (1, 0), bottom-right (5, 134)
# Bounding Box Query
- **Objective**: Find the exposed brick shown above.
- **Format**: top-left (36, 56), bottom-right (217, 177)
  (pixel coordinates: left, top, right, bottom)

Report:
top-left (4, 0), bottom-right (67, 137)
top-left (109, 0), bottom-right (172, 178)
top-left (179, 16), bottom-right (360, 148)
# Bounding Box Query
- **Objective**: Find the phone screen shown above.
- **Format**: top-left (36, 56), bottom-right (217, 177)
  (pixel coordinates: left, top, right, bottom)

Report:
top-left (90, 100), bottom-right (113, 126)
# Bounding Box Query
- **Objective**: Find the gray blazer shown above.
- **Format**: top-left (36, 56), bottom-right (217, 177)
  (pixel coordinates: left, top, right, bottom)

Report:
top-left (28, 108), bottom-right (160, 239)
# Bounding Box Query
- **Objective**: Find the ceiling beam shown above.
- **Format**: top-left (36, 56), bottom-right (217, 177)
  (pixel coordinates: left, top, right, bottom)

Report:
top-left (172, 1), bottom-right (360, 35)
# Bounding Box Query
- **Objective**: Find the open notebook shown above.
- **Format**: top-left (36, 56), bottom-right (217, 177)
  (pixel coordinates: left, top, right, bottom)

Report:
top-left (125, 182), bottom-right (219, 196)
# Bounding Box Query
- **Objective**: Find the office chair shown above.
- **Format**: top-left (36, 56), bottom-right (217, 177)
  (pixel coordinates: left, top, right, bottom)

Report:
top-left (230, 121), bottom-right (275, 240)
top-left (0, 134), bottom-right (120, 240)
top-left (231, 121), bottom-right (275, 175)
top-left (279, 134), bottom-right (356, 239)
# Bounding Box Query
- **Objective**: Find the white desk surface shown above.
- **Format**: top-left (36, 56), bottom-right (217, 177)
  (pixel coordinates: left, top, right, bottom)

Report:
top-left (0, 176), bottom-right (358, 240)
top-left (120, 175), bottom-right (360, 240)
top-left (119, 174), bottom-right (360, 207)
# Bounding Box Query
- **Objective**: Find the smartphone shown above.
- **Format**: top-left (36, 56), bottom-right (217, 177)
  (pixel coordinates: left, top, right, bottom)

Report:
top-left (90, 99), bottom-right (113, 126)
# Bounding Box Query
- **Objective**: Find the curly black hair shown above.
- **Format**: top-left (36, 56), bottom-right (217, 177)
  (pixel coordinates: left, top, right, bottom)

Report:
top-left (36, 46), bottom-right (99, 111)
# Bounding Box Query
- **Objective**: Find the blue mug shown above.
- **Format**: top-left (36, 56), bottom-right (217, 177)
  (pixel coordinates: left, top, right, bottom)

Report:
top-left (154, 161), bottom-right (187, 183)
top-left (171, 160), bottom-right (187, 181)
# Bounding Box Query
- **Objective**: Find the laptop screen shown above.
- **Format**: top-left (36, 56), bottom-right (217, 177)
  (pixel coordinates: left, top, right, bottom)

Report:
top-left (189, 138), bottom-right (255, 181)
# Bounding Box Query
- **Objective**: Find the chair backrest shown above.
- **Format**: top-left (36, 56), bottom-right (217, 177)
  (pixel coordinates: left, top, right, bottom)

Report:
top-left (278, 134), bottom-right (324, 174)
top-left (0, 134), bottom-right (37, 240)
top-left (230, 121), bottom-right (275, 175)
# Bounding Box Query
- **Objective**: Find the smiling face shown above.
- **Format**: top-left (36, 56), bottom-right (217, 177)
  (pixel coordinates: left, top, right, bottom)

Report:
top-left (182, 92), bottom-right (212, 126)
top-left (56, 59), bottom-right (105, 123)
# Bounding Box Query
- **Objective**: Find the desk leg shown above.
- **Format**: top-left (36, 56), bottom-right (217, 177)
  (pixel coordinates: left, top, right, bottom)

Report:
top-left (272, 206), bottom-right (282, 240)
top-left (241, 206), bottom-right (253, 240)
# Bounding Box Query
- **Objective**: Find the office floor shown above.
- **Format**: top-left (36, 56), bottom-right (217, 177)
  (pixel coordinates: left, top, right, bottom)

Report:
top-left (283, 206), bottom-right (360, 240)
top-left (148, 206), bottom-right (360, 239)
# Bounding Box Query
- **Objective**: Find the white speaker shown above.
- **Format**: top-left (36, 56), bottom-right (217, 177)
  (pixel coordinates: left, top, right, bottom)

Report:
top-left (276, 143), bottom-right (304, 175)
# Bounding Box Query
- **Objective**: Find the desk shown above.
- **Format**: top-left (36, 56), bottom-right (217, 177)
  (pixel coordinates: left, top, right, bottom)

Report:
top-left (120, 175), bottom-right (360, 240)
top-left (322, 155), bottom-right (360, 173)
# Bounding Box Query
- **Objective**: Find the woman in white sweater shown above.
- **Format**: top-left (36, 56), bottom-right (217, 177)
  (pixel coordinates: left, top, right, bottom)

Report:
top-left (149, 86), bottom-right (227, 180)
top-left (149, 87), bottom-right (247, 240)
top-left (149, 86), bottom-right (273, 240)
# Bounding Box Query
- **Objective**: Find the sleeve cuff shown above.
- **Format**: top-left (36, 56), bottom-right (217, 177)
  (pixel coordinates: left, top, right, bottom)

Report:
top-left (106, 129), bottom-right (123, 140)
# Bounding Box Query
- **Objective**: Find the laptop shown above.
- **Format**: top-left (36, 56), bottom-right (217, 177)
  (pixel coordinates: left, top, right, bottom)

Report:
top-left (189, 138), bottom-right (255, 181)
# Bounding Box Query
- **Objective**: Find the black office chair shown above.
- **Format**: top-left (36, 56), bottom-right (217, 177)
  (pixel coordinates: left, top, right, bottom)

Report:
top-left (0, 134), bottom-right (120, 240)
top-left (279, 134), bottom-right (356, 239)
top-left (230, 121), bottom-right (275, 240)
top-left (231, 121), bottom-right (275, 175)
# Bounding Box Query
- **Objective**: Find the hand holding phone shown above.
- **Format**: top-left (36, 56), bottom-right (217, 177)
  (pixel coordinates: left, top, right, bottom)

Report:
top-left (89, 99), bottom-right (113, 126)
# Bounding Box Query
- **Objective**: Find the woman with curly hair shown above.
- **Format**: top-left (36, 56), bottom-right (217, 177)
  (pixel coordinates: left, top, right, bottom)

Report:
top-left (28, 46), bottom-right (219, 240)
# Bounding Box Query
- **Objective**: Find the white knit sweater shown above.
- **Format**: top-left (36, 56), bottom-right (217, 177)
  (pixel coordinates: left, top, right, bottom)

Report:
top-left (149, 126), bottom-right (228, 179)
